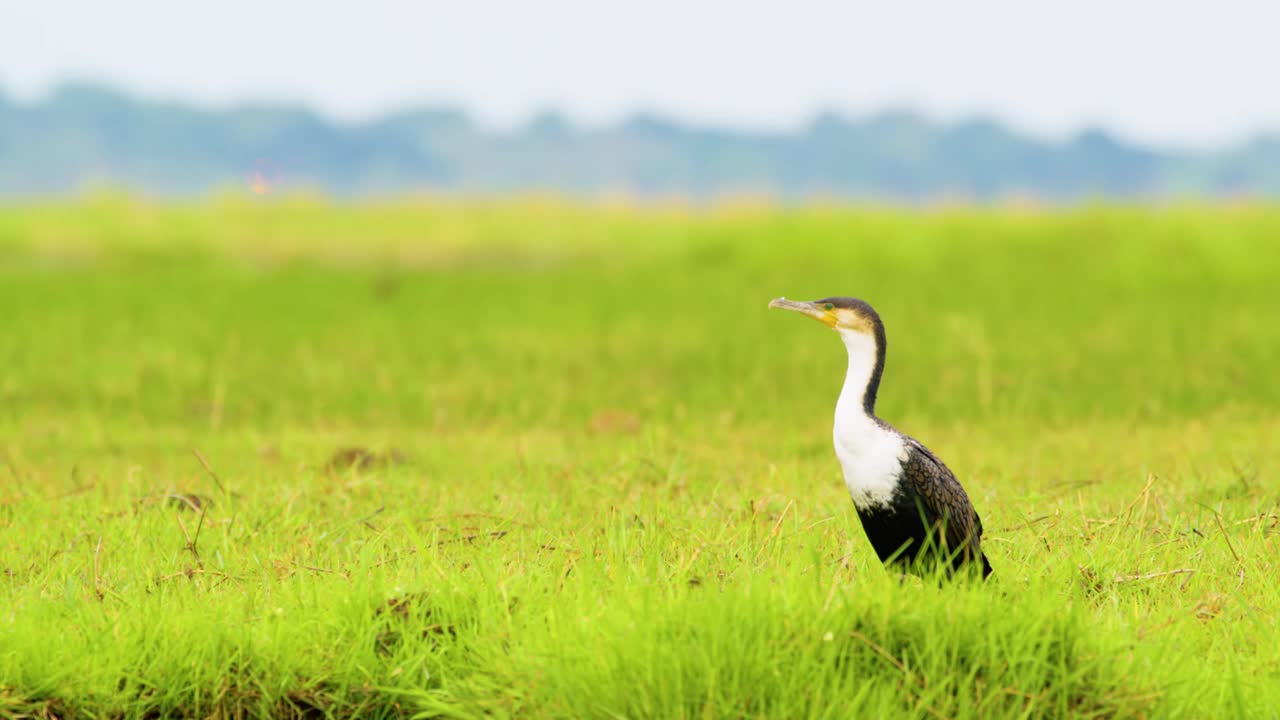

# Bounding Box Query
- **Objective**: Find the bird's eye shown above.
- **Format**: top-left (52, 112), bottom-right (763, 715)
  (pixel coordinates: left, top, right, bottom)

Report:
top-left (824, 303), bottom-right (834, 311)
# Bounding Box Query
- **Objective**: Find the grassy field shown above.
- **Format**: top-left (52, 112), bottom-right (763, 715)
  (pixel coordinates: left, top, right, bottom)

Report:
top-left (1, 195), bottom-right (1278, 719)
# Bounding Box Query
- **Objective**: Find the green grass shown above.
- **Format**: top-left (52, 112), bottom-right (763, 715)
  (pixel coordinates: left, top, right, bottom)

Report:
top-left (1, 195), bottom-right (1278, 718)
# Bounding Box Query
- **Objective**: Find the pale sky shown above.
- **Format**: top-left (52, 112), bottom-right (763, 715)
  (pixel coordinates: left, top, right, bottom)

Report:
top-left (1, 0), bottom-right (1276, 148)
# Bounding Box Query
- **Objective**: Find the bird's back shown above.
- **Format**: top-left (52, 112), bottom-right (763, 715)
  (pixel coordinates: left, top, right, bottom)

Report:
top-left (894, 431), bottom-right (991, 577)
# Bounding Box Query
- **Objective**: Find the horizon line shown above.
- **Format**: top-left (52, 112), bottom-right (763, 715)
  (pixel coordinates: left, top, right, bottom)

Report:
top-left (4, 77), bottom-right (1277, 154)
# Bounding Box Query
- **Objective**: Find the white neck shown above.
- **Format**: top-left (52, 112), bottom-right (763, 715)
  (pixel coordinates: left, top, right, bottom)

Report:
top-left (831, 327), bottom-right (903, 509)
top-left (834, 328), bottom-right (878, 424)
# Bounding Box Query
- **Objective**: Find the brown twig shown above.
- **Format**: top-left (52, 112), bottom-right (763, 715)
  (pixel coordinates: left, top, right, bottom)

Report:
top-left (192, 506), bottom-right (207, 553)
top-left (1233, 513), bottom-right (1278, 527)
top-left (175, 511), bottom-right (204, 568)
top-left (191, 447), bottom-right (227, 495)
top-left (422, 512), bottom-right (531, 527)
top-left (298, 565), bottom-right (349, 579)
top-left (372, 528), bottom-right (512, 569)
top-left (755, 499), bottom-right (794, 562)
top-left (1121, 473), bottom-right (1157, 521)
top-left (1212, 513), bottom-right (1241, 565)
top-left (167, 493), bottom-right (205, 513)
top-left (359, 505), bottom-right (385, 532)
top-left (93, 535), bottom-right (105, 601)
top-left (156, 568), bottom-right (242, 588)
top-left (994, 514), bottom-right (1052, 533)
top-left (1179, 568), bottom-right (1197, 592)
top-left (436, 530), bottom-right (509, 546)
top-left (1114, 568), bottom-right (1195, 584)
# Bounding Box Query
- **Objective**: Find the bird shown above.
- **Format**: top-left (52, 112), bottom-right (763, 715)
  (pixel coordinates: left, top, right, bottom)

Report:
top-left (768, 296), bottom-right (992, 580)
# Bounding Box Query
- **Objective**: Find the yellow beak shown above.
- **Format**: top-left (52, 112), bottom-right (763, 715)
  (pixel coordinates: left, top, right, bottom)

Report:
top-left (768, 297), bottom-right (837, 327)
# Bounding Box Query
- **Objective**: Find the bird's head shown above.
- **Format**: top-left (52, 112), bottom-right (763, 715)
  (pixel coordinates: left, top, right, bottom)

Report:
top-left (768, 296), bottom-right (889, 414)
top-left (767, 296), bottom-right (883, 338)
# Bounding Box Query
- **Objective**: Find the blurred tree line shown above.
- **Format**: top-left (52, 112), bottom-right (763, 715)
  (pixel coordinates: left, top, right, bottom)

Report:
top-left (1, 83), bottom-right (1276, 198)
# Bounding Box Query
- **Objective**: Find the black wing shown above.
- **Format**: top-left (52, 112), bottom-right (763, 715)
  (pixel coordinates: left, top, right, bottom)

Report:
top-left (899, 436), bottom-right (989, 573)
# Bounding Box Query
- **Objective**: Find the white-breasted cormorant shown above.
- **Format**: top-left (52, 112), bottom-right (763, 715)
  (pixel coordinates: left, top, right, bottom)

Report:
top-left (769, 296), bottom-right (992, 579)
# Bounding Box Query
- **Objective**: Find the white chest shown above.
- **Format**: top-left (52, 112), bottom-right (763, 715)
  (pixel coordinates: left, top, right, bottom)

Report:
top-left (832, 414), bottom-right (907, 510)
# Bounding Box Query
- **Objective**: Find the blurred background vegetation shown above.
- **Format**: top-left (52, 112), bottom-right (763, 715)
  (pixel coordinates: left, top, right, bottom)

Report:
top-left (3, 83), bottom-right (1280, 198)
top-left (4, 197), bottom-right (1277, 435)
